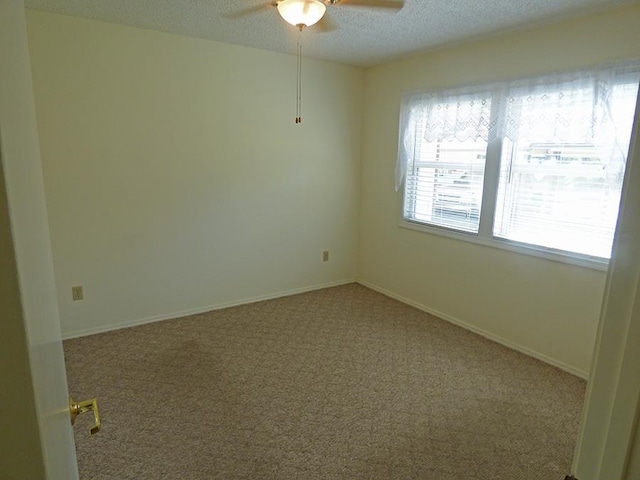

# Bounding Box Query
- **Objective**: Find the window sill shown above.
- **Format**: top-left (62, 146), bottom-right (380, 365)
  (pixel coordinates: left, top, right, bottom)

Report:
top-left (399, 219), bottom-right (610, 272)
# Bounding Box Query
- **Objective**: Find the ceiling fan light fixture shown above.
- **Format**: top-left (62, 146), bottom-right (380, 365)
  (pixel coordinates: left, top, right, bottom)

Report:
top-left (277, 0), bottom-right (327, 28)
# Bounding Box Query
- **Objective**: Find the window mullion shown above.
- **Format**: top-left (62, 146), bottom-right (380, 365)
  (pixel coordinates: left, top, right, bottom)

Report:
top-left (478, 91), bottom-right (505, 238)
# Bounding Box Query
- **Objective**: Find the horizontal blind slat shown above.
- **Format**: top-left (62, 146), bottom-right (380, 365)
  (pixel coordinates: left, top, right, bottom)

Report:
top-left (404, 138), bottom-right (488, 233)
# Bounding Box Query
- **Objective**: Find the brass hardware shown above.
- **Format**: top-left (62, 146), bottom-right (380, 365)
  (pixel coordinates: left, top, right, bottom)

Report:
top-left (69, 396), bottom-right (101, 435)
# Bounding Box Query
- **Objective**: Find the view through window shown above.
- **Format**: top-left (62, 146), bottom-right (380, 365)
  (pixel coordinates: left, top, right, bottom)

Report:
top-left (397, 65), bottom-right (640, 262)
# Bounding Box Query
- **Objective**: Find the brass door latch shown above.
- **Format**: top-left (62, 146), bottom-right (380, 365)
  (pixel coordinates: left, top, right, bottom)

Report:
top-left (69, 396), bottom-right (101, 435)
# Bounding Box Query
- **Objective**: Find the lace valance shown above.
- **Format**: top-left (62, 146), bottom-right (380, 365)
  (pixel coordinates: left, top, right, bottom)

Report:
top-left (396, 62), bottom-right (640, 191)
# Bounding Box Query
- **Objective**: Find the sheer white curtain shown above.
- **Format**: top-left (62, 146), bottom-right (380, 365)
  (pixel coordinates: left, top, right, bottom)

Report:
top-left (396, 61), bottom-right (640, 259)
top-left (396, 62), bottom-right (640, 192)
top-left (396, 85), bottom-right (496, 191)
top-left (502, 67), bottom-right (638, 170)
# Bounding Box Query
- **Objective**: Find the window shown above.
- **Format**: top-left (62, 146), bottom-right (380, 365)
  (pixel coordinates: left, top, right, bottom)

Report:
top-left (396, 64), bottom-right (640, 264)
top-left (405, 138), bottom-right (486, 233)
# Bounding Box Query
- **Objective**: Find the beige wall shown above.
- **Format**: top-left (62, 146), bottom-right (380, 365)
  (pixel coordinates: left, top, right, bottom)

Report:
top-left (359, 4), bottom-right (640, 377)
top-left (26, 10), bottom-right (364, 338)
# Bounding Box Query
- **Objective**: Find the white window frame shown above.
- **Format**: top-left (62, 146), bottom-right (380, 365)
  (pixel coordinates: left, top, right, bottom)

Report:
top-left (396, 64), bottom-right (640, 271)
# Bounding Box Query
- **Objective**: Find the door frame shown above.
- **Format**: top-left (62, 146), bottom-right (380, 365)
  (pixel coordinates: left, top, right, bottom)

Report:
top-left (3, 1), bottom-right (640, 478)
top-left (0, 1), bottom-right (78, 478)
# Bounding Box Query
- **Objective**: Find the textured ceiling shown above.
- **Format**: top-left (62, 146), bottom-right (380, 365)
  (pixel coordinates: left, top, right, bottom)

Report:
top-left (24, 0), bottom-right (639, 67)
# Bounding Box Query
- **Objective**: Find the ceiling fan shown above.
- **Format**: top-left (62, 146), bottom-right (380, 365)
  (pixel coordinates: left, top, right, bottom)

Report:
top-left (229, 0), bottom-right (404, 124)
top-left (230, 0), bottom-right (404, 32)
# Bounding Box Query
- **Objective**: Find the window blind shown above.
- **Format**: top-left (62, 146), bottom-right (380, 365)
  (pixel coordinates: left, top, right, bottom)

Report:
top-left (493, 80), bottom-right (639, 257)
top-left (397, 61), bottom-right (640, 262)
top-left (404, 138), bottom-right (486, 233)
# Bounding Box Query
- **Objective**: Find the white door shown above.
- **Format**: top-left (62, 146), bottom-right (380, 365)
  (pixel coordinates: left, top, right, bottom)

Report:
top-left (0, 1), bottom-right (78, 478)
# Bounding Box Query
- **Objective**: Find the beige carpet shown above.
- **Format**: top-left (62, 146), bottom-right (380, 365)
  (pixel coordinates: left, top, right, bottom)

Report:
top-left (65, 283), bottom-right (585, 479)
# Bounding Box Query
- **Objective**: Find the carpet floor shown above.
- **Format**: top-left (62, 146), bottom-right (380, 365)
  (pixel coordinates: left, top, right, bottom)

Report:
top-left (65, 283), bottom-right (586, 479)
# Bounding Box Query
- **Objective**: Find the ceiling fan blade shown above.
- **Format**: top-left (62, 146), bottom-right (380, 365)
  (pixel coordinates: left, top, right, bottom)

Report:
top-left (312, 14), bottom-right (337, 33)
top-left (336, 0), bottom-right (403, 9)
top-left (226, 2), bottom-right (276, 19)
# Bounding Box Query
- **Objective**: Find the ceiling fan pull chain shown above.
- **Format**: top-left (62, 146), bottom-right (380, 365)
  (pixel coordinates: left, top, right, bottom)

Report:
top-left (295, 30), bottom-right (303, 124)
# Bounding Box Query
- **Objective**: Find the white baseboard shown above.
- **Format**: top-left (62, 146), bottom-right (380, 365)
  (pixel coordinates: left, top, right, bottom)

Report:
top-left (62, 278), bottom-right (356, 340)
top-left (357, 279), bottom-right (589, 380)
top-left (63, 277), bottom-right (589, 380)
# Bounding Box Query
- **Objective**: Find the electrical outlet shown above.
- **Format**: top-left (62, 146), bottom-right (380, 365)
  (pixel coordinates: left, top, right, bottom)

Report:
top-left (71, 285), bottom-right (84, 301)
top-left (323, 251), bottom-right (329, 262)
